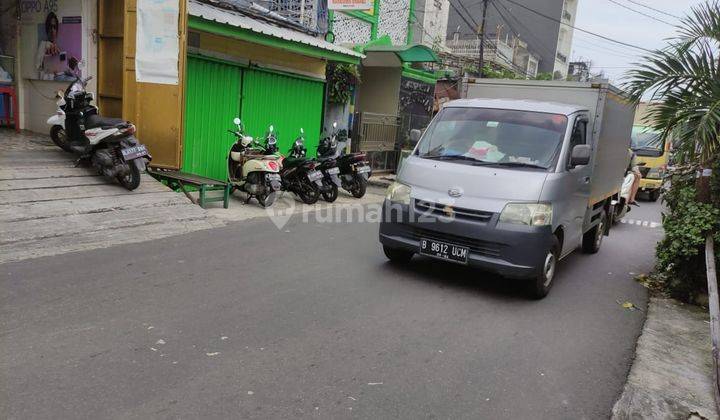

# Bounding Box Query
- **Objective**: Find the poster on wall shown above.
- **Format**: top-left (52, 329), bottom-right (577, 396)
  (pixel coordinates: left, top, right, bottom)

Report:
top-left (20, 0), bottom-right (83, 81)
top-left (328, 0), bottom-right (374, 11)
top-left (136, 0), bottom-right (179, 85)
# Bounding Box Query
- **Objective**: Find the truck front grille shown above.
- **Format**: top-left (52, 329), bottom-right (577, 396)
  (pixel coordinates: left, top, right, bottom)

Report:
top-left (414, 199), bottom-right (494, 224)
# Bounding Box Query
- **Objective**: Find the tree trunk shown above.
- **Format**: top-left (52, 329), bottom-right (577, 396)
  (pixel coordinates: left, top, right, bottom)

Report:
top-left (697, 168), bottom-right (712, 203)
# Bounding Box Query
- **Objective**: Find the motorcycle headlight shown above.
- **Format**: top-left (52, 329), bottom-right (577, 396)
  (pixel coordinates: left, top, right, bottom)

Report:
top-left (499, 203), bottom-right (553, 226)
top-left (386, 182), bottom-right (411, 205)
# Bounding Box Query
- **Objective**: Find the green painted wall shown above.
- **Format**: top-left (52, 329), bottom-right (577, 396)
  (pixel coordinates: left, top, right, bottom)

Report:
top-left (183, 57), bottom-right (242, 180)
top-left (240, 69), bottom-right (325, 157)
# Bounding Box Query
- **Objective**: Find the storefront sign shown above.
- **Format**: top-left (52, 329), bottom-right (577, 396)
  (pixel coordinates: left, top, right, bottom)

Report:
top-left (20, 0), bottom-right (83, 81)
top-left (328, 0), bottom-right (374, 11)
top-left (136, 0), bottom-right (179, 85)
top-left (399, 76), bottom-right (434, 116)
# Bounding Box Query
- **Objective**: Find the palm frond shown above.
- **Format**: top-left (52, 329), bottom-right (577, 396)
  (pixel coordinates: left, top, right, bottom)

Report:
top-left (623, 0), bottom-right (720, 165)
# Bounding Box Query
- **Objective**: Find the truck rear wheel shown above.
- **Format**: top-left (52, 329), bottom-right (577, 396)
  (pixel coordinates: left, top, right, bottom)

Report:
top-left (582, 210), bottom-right (607, 254)
top-left (528, 237), bottom-right (560, 299)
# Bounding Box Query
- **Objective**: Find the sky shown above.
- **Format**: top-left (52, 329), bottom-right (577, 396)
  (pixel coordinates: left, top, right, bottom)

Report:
top-left (572, 0), bottom-right (707, 83)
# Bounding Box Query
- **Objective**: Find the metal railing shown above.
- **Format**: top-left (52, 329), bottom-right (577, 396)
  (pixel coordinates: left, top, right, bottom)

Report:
top-left (213, 0), bottom-right (326, 33)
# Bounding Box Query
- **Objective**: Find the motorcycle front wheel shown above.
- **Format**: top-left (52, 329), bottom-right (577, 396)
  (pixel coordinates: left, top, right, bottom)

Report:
top-left (50, 125), bottom-right (73, 153)
top-left (117, 161), bottom-right (142, 191)
top-left (257, 191), bottom-right (277, 208)
top-left (296, 180), bottom-right (320, 205)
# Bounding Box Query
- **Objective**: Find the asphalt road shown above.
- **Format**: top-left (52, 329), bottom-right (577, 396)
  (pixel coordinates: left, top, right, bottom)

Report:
top-left (1, 200), bottom-right (664, 419)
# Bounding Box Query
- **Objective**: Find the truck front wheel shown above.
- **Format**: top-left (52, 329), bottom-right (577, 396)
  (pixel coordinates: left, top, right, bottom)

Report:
top-left (528, 237), bottom-right (560, 299)
top-left (582, 210), bottom-right (607, 254)
top-left (383, 245), bottom-right (414, 263)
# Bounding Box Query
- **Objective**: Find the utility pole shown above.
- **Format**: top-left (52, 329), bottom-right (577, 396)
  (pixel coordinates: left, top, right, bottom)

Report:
top-left (478, 0), bottom-right (489, 77)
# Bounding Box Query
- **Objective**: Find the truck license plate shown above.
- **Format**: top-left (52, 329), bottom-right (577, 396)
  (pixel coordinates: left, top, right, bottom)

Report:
top-left (420, 238), bottom-right (469, 264)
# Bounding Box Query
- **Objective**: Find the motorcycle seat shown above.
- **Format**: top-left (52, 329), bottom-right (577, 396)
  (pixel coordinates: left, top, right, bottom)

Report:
top-left (85, 114), bottom-right (128, 130)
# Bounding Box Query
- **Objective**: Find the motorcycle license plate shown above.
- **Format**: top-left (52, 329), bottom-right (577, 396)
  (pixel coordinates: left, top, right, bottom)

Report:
top-left (307, 170), bottom-right (323, 182)
top-left (420, 238), bottom-right (469, 264)
top-left (327, 167), bottom-right (340, 175)
top-left (121, 145), bottom-right (148, 160)
top-left (355, 165), bottom-right (371, 174)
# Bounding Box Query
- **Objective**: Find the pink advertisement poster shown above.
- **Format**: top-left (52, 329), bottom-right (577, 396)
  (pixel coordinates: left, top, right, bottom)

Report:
top-left (20, 1), bottom-right (83, 81)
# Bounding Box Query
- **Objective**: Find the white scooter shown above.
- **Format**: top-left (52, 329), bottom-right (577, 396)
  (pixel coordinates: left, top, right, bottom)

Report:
top-left (47, 90), bottom-right (73, 152)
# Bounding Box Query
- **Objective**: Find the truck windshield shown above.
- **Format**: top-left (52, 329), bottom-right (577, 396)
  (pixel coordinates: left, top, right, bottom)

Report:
top-left (631, 125), bottom-right (665, 156)
top-left (416, 107), bottom-right (568, 170)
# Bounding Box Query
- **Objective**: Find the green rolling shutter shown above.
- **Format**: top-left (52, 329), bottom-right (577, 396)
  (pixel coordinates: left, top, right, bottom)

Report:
top-left (183, 57), bottom-right (325, 181)
top-left (240, 69), bottom-right (325, 157)
top-left (183, 56), bottom-right (242, 180)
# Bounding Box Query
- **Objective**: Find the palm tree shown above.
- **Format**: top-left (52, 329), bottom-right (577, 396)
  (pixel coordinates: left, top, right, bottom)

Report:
top-left (624, 1), bottom-right (720, 166)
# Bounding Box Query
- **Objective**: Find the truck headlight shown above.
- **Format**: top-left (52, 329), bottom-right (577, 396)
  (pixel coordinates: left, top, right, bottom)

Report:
top-left (499, 203), bottom-right (553, 226)
top-left (386, 182), bottom-right (411, 205)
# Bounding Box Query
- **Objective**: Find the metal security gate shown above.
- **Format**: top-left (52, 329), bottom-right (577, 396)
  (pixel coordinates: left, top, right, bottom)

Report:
top-left (183, 57), bottom-right (242, 180)
top-left (240, 69), bottom-right (325, 156)
top-left (183, 57), bottom-right (325, 179)
top-left (354, 112), bottom-right (400, 172)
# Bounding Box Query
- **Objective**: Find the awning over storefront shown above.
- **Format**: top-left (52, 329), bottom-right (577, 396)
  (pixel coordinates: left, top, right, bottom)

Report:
top-left (188, 0), bottom-right (364, 64)
top-left (358, 36), bottom-right (439, 67)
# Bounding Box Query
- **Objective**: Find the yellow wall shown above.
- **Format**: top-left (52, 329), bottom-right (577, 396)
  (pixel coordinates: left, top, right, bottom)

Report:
top-left (122, 0), bottom-right (187, 169)
top-left (192, 31), bottom-right (326, 78)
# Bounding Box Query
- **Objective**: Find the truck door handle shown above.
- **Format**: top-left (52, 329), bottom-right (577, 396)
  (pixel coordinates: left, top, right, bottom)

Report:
top-left (582, 176), bottom-right (591, 184)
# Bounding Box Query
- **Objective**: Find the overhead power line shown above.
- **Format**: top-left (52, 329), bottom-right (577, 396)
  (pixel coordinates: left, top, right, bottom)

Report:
top-left (491, 0), bottom-right (557, 58)
top-left (623, 0), bottom-right (682, 19)
top-left (605, 0), bottom-right (675, 26)
top-left (501, 0), bottom-right (654, 53)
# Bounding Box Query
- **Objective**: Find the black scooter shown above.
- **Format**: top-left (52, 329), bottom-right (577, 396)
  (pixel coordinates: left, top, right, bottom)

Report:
top-left (315, 123), bottom-right (343, 203)
top-left (280, 129), bottom-right (325, 205)
top-left (334, 126), bottom-right (372, 198)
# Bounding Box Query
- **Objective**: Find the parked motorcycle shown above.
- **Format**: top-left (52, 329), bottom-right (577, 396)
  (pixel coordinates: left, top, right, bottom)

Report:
top-left (280, 129), bottom-right (324, 205)
top-left (46, 76), bottom-right (151, 190)
top-left (227, 118), bottom-right (283, 207)
top-left (333, 125), bottom-right (372, 198)
top-left (315, 124), bottom-right (343, 203)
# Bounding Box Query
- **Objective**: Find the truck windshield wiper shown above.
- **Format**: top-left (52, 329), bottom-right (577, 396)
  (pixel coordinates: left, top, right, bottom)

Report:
top-left (421, 154), bottom-right (483, 163)
top-left (491, 161), bottom-right (548, 170)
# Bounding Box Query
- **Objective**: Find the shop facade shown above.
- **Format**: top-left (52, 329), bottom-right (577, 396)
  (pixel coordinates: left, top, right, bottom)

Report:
top-left (183, 1), bottom-right (362, 180)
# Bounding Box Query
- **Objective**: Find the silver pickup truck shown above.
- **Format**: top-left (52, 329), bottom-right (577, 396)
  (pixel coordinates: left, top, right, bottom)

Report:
top-left (379, 79), bottom-right (635, 298)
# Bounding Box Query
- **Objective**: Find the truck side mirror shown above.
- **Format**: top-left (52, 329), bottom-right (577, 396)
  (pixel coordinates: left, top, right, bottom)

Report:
top-left (410, 129), bottom-right (422, 143)
top-left (570, 144), bottom-right (591, 167)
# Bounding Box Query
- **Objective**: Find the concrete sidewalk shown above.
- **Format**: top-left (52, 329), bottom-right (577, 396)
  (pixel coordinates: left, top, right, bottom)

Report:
top-left (612, 298), bottom-right (717, 419)
top-left (0, 129), bottom-right (223, 264)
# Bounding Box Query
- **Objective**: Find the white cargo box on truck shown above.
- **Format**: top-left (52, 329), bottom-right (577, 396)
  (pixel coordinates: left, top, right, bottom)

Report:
top-left (461, 78), bottom-right (635, 204)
